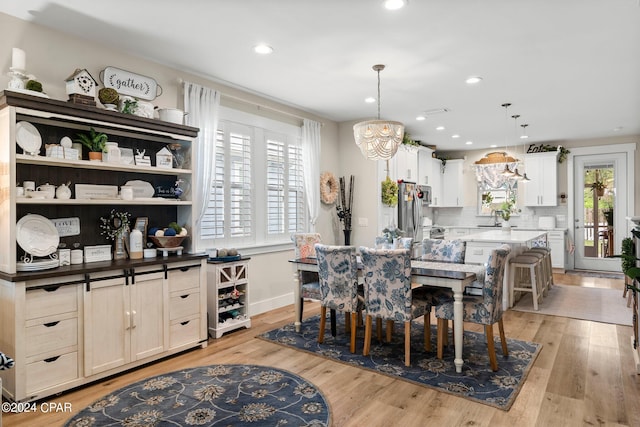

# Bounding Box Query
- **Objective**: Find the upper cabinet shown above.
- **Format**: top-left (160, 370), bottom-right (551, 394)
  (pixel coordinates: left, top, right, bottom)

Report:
top-left (0, 90), bottom-right (199, 274)
top-left (438, 159), bottom-right (464, 207)
top-left (395, 144), bottom-right (419, 182)
top-left (523, 151), bottom-right (559, 206)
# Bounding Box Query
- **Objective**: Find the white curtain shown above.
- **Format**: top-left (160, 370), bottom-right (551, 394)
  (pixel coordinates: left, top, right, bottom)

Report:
top-left (301, 119), bottom-right (321, 231)
top-left (183, 81), bottom-right (220, 249)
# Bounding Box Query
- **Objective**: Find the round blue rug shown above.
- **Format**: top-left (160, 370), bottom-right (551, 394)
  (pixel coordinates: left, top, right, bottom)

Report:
top-left (65, 364), bottom-right (330, 426)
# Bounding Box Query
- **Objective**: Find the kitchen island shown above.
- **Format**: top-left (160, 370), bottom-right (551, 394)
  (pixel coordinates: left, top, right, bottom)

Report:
top-left (461, 229), bottom-right (548, 309)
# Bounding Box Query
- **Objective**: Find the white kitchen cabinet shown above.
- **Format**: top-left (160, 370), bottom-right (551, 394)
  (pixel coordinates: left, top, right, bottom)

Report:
top-left (207, 259), bottom-right (251, 338)
top-left (84, 268), bottom-right (166, 376)
top-left (439, 159), bottom-right (464, 207)
top-left (547, 229), bottom-right (566, 271)
top-left (444, 227), bottom-right (471, 239)
top-left (523, 151), bottom-right (559, 206)
top-left (429, 158), bottom-right (443, 206)
top-left (395, 144), bottom-right (419, 182)
top-left (417, 147), bottom-right (434, 186)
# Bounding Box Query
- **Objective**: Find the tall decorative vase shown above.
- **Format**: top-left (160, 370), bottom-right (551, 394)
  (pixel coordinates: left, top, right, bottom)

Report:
top-left (343, 229), bottom-right (351, 246)
top-left (113, 232), bottom-right (128, 259)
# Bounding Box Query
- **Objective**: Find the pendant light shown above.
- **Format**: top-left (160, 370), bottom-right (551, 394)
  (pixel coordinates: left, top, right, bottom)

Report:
top-left (510, 114), bottom-right (523, 180)
top-left (519, 123), bottom-right (531, 182)
top-left (353, 64), bottom-right (404, 160)
top-left (500, 103), bottom-right (515, 176)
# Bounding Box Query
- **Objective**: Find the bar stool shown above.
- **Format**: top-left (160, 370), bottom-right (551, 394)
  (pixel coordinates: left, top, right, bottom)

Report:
top-left (510, 254), bottom-right (544, 310)
top-left (523, 247), bottom-right (553, 295)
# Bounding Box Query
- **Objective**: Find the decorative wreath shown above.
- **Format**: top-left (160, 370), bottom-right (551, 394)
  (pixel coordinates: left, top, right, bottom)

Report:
top-left (320, 171), bottom-right (339, 205)
top-left (99, 209), bottom-right (131, 240)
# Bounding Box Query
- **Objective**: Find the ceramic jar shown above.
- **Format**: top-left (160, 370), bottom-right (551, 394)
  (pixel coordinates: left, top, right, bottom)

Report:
top-left (56, 183), bottom-right (72, 200)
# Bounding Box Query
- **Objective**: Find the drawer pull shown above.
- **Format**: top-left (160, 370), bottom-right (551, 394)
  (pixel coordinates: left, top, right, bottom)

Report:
top-left (180, 267), bottom-right (191, 272)
top-left (44, 286), bottom-right (61, 293)
top-left (180, 294), bottom-right (190, 299)
top-left (43, 321), bottom-right (60, 328)
top-left (180, 320), bottom-right (191, 326)
top-left (44, 356), bottom-right (60, 363)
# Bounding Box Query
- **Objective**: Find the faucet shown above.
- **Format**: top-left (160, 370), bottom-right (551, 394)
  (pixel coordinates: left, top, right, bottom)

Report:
top-left (493, 210), bottom-right (502, 226)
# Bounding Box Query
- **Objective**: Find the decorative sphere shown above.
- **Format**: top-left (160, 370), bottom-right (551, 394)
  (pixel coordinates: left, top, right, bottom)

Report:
top-left (148, 227), bottom-right (159, 236)
top-left (155, 229), bottom-right (165, 237)
top-left (163, 228), bottom-right (177, 236)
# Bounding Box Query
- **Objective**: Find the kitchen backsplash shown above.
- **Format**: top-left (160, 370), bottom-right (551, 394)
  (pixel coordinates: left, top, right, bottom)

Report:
top-left (430, 205), bottom-right (569, 229)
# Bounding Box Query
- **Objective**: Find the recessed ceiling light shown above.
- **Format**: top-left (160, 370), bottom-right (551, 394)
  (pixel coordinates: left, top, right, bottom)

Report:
top-left (416, 115), bottom-right (426, 121)
top-left (365, 97), bottom-right (376, 103)
top-left (465, 76), bottom-right (483, 85)
top-left (435, 126), bottom-right (445, 131)
top-left (613, 126), bottom-right (623, 132)
top-left (465, 141), bottom-right (473, 145)
top-left (451, 134), bottom-right (460, 139)
top-left (383, 0), bottom-right (407, 10)
top-left (253, 44), bottom-right (273, 54)
top-left (490, 144), bottom-right (497, 148)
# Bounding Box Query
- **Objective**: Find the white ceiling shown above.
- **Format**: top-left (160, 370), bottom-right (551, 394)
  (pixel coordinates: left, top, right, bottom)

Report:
top-left (2, 0), bottom-right (639, 151)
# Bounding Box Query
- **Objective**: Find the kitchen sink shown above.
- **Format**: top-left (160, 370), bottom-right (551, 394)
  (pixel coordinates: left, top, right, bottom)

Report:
top-left (477, 224), bottom-right (517, 228)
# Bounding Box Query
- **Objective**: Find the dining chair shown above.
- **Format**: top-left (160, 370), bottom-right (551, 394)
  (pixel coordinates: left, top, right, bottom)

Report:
top-left (315, 244), bottom-right (364, 353)
top-left (434, 244), bottom-right (511, 371)
top-left (291, 233), bottom-right (323, 324)
top-left (421, 238), bottom-right (467, 263)
top-left (359, 246), bottom-right (432, 366)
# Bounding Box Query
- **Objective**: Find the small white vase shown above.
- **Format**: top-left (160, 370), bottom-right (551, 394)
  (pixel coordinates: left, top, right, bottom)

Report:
top-left (502, 220), bottom-right (511, 231)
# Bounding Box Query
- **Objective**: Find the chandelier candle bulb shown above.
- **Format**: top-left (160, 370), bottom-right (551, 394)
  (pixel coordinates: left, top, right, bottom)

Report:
top-left (129, 228), bottom-right (143, 259)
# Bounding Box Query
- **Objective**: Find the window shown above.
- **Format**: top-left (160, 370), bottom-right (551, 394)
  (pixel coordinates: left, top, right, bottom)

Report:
top-left (199, 107), bottom-right (304, 249)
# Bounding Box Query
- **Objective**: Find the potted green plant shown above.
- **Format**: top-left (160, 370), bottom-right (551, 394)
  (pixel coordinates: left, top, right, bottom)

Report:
top-left (591, 180), bottom-right (606, 197)
top-left (381, 176), bottom-right (399, 207)
top-left (75, 127), bottom-right (108, 161)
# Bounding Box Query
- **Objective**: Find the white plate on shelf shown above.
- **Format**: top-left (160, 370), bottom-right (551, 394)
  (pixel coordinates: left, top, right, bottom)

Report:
top-left (124, 180), bottom-right (155, 198)
top-left (16, 214), bottom-right (60, 257)
top-left (16, 258), bottom-right (59, 271)
top-left (16, 121), bottom-right (42, 155)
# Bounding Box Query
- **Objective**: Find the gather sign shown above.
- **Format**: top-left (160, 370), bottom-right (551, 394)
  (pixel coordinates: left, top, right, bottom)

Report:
top-left (101, 66), bottom-right (161, 101)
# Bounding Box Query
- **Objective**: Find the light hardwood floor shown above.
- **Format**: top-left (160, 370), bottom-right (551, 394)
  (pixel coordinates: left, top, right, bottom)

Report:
top-left (4, 273), bottom-right (639, 427)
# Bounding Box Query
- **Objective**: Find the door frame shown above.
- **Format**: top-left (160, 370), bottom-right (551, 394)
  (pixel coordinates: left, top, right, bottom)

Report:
top-left (567, 143), bottom-right (635, 271)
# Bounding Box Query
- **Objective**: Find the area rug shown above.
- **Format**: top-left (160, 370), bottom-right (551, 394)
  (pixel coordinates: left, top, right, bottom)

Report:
top-left (64, 364), bottom-right (330, 426)
top-left (259, 315), bottom-right (541, 411)
top-left (511, 284), bottom-right (632, 326)
top-left (566, 269), bottom-right (625, 279)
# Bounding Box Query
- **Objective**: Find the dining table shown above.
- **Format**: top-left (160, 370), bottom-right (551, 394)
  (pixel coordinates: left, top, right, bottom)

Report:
top-left (289, 257), bottom-right (482, 373)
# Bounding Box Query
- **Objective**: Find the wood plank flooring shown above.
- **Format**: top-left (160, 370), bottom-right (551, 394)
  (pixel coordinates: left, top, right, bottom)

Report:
top-left (4, 272), bottom-right (639, 427)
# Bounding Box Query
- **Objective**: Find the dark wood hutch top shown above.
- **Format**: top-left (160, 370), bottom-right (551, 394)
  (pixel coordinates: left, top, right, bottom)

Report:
top-left (0, 90), bottom-right (199, 138)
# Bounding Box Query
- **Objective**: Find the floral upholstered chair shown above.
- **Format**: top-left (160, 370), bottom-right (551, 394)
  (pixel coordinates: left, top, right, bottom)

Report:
top-left (359, 247), bottom-right (432, 366)
top-left (292, 233), bottom-right (322, 324)
top-left (0, 352), bottom-right (14, 370)
top-left (434, 244), bottom-right (511, 371)
top-left (421, 238), bottom-right (467, 263)
top-left (315, 244), bottom-right (364, 353)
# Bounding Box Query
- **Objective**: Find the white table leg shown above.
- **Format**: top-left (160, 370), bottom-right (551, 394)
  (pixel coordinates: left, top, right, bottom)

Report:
top-left (453, 288), bottom-right (464, 373)
top-left (292, 267), bottom-right (302, 332)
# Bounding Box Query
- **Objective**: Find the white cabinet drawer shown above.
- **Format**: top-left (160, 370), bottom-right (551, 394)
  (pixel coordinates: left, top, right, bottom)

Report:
top-left (170, 291), bottom-right (200, 320)
top-left (547, 230), bottom-right (564, 240)
top-left (26, 317), bottom-right (77, 357)
top-left (168, 266), bottom-right (201, 292)
top-left (26, 285), bottom-right (78, 320)
top-left (169, 316), bottom-right (201, 349)
top-left (465, 243), bottom-right (496, 265)
top-left (26, 352), bottom-right (78, 394)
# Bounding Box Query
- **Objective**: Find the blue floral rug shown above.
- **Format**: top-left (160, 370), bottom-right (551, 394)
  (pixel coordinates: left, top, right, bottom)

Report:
top-left (259, 314), bottom-right (541, 411)
top-left (64, 364), bottom-right (330, 426)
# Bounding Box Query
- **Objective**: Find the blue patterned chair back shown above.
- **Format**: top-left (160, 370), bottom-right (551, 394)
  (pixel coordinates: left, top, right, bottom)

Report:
top-left (421, 239), bottom-right (466, 263)
top-left (359, 247), bottom-right (413, 322)
top-left (480, 244), bottom-right (511, 322)
top-left (292, 233), bottom-right (322, 258)
top-left (315, 244), bottom-right (360, 312)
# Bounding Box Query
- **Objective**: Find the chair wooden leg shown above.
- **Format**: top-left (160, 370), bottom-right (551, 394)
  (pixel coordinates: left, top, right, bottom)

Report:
top-left (350, 312), bottom-right (357, 353)
top-left (424, 313), bottom-right (432, 352)
top-left (344, 312), bottom-right (351, 334)
top-left (376, 318), bottom-right (383, 342)
top-left (330, 309), bottom-right (337, 337)
top-left (437, 318), bottom-right (445, 359)
top-left (299, 297), bottom-right (304, 323)
top-left (443, 319), bottom-right (449, 346)
top-left (386, 320), bottom-right (394, 342)
top-left (498, 319), bottom-right (508, 356)
top-left (363, 315), bottom-right (373, 356)
top-left (404, 321), bottom-right (411, 367)
top-left (318, 306), bottom-right (327, 344)
top-left (485, 324), bottom-right (498, 372)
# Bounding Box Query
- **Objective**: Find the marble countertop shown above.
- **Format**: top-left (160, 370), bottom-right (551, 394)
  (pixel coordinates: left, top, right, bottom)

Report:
top-left (439, 225), bottom-right (567, 232)
top-left (461, 229), bottom-right (548, 243)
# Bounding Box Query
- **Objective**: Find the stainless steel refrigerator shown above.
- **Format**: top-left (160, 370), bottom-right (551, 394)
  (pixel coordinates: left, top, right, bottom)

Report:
top-left (397, 181), bottom-right (431, 243)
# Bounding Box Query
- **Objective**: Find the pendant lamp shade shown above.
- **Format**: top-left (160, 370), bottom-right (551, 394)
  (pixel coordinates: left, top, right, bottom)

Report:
top-left (354, 64), bottom-right (404, 160)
